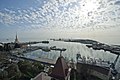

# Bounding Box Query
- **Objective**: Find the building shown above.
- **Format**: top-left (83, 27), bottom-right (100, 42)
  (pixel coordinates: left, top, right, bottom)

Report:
top-left (14, 33), bottom-right (21, 48)
top-left (0, 43), bottom-right (4, 51)
top-left (33, 56), bottom-right (71, 80)
top-left (14, 33), bottom-right (19, 44)
top-left (49, 56), bottom-right (71, 80)
top-left (32, 72), bottom-right (51, 80)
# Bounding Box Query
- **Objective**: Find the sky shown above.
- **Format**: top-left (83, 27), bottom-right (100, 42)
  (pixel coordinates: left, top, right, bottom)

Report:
top-left (0, 0), bottom-right (120, 44)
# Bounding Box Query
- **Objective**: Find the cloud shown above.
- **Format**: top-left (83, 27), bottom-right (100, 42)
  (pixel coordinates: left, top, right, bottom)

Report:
top-left (0, 12), bottom-right (15, 24)
top-left (115, 1), bottom-right (120, 5)
top-left (0, 0), bottom-right (120, 30)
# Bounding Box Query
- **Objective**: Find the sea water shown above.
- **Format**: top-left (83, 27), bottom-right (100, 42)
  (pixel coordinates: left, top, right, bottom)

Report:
top-left (23, 40), bottom-right (120, 72)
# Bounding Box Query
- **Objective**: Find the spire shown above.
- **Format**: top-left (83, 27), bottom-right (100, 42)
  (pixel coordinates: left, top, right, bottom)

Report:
top-left (14, 32), bottom-right (19, 43)
top-left (50, 56), bottom-right (69, 80)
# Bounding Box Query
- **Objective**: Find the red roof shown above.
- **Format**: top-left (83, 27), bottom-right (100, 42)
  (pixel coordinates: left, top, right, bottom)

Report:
top-left (50, 56), bottom-right (69, 80)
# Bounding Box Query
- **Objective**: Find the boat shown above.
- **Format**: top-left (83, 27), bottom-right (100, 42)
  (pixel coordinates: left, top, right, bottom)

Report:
top-left (50, 46), bottom-right (66, 52)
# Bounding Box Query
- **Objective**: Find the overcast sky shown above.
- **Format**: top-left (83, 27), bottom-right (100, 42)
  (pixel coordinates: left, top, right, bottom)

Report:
top-left (0, 0), bottom-right (120, 43)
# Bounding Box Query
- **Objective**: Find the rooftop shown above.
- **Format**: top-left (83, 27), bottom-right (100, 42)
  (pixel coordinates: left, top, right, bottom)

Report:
top-left (32, 72), bottom-right (51, 80)
top-left (50, 56), bottom-right (69, 80)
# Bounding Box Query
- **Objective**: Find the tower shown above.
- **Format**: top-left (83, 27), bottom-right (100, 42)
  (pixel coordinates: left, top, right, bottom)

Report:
top-left (14, 33), bottom-right (19, 43)
top-left (50, 56), bottom-right (70, 80)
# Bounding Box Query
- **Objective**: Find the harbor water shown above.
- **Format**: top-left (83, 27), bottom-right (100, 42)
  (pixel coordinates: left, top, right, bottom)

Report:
top-left (23, 40), bottom-right (120, 72)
